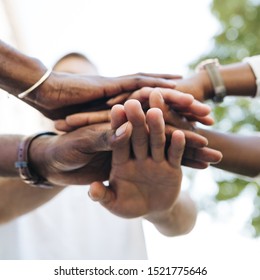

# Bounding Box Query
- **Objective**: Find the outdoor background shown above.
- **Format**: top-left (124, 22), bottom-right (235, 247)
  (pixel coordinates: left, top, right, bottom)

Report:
top-left (0, 0), bottom-right (260, 277)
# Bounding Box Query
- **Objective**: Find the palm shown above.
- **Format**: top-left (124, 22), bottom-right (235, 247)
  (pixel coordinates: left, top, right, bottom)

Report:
top-left (88, 100), bottom-right (185, 222)
top-left (107, 158), bottom-right (182, 218)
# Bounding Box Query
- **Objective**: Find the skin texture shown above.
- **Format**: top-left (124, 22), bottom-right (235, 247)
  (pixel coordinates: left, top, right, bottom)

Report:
top-left (173, 60), bottom-right (260, 177)
top-left (0, 39), bottom-right (183, 120)
top-left (0, 124), bottom-right (118, 224)
top-left (132, 87), bottom-right (260, 177)
top-left (0, 53), bottom-right (197, 238)
top-left (54, 87), bottom-right (214, 131)
top-left (174, 61), bottom-right (257, 101)
top-left (56, 89), bottom-right (222, 169)
top-left (147, 87), bottom-right (260, 177)
top-left (89, 100), bottom-right (197, 236)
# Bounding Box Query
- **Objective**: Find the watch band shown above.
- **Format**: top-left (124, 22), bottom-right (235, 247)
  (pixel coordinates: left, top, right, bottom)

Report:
top-left (15, 132), bottom-right (57, 189)
top-left (243, 55), bottom-right (260, 98)
top-left (197, 58), bottom-right (227, 103)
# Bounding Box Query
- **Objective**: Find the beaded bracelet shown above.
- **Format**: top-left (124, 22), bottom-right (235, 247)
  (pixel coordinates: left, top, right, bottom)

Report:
top-left (15, 132), bottom-right (57, 189)
top-left (18, 68), bottom-right (52, 99)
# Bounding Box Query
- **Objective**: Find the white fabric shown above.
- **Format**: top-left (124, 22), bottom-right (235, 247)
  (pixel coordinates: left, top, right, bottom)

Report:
top-left (243, 55), bottom-right (260, 98)
top-left (0, 186), bottom-right (147, 260)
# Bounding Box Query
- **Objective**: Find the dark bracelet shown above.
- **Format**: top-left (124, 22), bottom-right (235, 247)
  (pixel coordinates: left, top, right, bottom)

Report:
top-left (15, 132), bottom-right (57, 189)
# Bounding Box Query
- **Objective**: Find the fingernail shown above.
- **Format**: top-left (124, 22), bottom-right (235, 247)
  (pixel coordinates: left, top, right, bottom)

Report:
top-left (115, 122), bottom-right (128, 137)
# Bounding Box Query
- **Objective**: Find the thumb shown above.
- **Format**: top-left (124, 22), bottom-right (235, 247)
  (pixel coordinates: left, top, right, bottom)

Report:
top-left (88, 182), bottom-right (115, 205)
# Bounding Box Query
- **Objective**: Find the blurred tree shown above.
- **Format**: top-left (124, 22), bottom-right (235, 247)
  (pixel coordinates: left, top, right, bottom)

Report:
top-left (192, 0), bottom-right (260, 236)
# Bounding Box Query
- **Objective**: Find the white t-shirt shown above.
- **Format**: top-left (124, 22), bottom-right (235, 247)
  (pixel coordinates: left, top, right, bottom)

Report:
top-left (0, 186), bottom-right (147, 260)
top-left (244, 55), bottom-right (260, 97)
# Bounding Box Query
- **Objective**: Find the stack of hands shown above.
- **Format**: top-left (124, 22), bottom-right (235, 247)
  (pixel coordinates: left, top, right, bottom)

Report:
top-left (25, 68), bottom-right (222, 235)
top-left (0, 41), bottom-right (226, 235)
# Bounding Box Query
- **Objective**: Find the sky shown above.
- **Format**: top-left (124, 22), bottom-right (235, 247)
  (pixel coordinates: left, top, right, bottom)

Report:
top-left (5, 0), bottom-right (218, 75)
top-left (1, 0), bottom-right (259, 278)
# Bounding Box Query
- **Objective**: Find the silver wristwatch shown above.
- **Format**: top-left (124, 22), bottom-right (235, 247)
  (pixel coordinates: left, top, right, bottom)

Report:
top-left (196, 58), bottom-right (227, 103)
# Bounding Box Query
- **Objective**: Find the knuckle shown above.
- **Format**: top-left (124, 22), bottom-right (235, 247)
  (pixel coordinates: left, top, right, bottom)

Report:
top-left (132, 136), bottom-right (147, 147)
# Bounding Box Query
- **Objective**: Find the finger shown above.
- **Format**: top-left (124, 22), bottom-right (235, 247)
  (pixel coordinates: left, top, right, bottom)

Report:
top-left (110, 104), bottom-right (127, 129)
top-left (88, 182), bottom-right (115, 205)
top-left (146, 108), bottom-right (166, 162)
top-left (181, 114), bottom-right (214, 126)
top-left (110, 104), bottom-right (132, 164)
top-left (112, 122), bottom-right (132, 165)
top-left (111, 75), bottom-right (177, 96)
top-left (165, 125), bottom-right (208, 148)
top-left (149, 87), bottom-right (168, 112)
top-left (148, 90), bottom-right (209, 148)
top-left (186, 99), bottom-right (211, 117)
top-left (168, 130), bottom-right (185, 168)
top-left (129, 73), bottom-right (182, 80)
top-left (124, 99), bottom-right (148, 160)
top-left (161, 92), bottom-right (211, 117)
top-left (134, 87), bottom-right (194, 107)
top-left (182, 159), bottom-right (209, 169)
top-left (106, 93), bottom-right (130, 107)
top-left (183, 147), bottom-right (223, 164)
top-left (54, 119), bottom-right (75, 132)
top-left (66, 110), bottom-right (111, 127)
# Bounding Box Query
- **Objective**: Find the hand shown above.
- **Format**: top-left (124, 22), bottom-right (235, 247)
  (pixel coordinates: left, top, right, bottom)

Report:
top-left (147, 88), bottom-right (222, 168)
top-left (27, 72), bottom-right (180, 120)
top-left (88, 100), bottom-right (185, 219)
top-left (29, 123), bottom-right (120, 186)
top-left (174, 72), bottom-right (213, 101)
top-left (53, 86), bottom-right (212, 131)
top-left (54, 88), bottom-right (222, 169)
top-left (130, 87), bottom-right (214, 125)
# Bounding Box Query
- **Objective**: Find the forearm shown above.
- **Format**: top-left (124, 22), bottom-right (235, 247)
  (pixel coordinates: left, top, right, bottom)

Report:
top-left (0, 135), bottom-right (22, 177)
top-left (176, 61), bottom-right (257, 101)
top-left (0, 40), bottom-right (48, 96)
top-left (145, 192), bottom-right (197, 237)
top-left (197, 128), bottom-right (260, 177)
top-left (218, 62), bottom-right (256, 98)
top-left (0, 177), bottom-right (64, 224)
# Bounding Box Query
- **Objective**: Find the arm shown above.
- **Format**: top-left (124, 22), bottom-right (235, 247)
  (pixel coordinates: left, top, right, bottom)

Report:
top-left (0, 126), bottom-right (113, 183)
top-left (0, 178), bottom-right (64, 224)
top-left (88, 100), bottom-right (197, 236)
top-left (0, 123), bottom-right (124, 223)
top-left (0, 40), bottom-right (181, 120)
top-left (0, 135), bottom-right (64, 224)
top-left (196, 128), bottom-right (260, 177)
top-left (175, 59), bottom-right (258, 101)
top-left (139, 92), bottom-right (260, 177)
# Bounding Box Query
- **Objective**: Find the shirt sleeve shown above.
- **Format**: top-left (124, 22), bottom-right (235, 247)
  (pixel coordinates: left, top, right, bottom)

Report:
top-left (243, 55), bottom-right (260, 98)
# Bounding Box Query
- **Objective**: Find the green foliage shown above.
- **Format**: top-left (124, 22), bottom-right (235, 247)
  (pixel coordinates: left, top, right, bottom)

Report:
top-left (192, 0), bottom-right (260, 65)
top-left (252, 185), bottom-right (260, 236)
top-left (216, 178), bottom-right (249, 200)
top-left (193, 0), bottom-right (260, 236)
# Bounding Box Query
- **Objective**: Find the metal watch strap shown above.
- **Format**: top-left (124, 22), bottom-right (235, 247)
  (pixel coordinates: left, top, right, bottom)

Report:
top-left (15, 132), bottom-right (57, 189)
top-left (197, 59), bottom-right (227, 103)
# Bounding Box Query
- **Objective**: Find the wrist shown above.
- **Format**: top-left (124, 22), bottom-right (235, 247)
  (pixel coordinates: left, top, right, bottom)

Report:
top-left (1, 56), bottom-right (47, 96)
top-left (175, 72), bottom-right (210, 102)
top-left (196, 58), bottom-right (226, 102)
top-left (144, 201), bottom-right (178, 234)
top-left (29, 71), bottom-right (59, 106)
top-left (147, 193), bottom-right (197, 236)
top-left (17, 132), bottom-right (58, 188)
top-left (25, 71), bottom-right (69, 115)
top-left (196, 70), bottom-right (215, 100)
